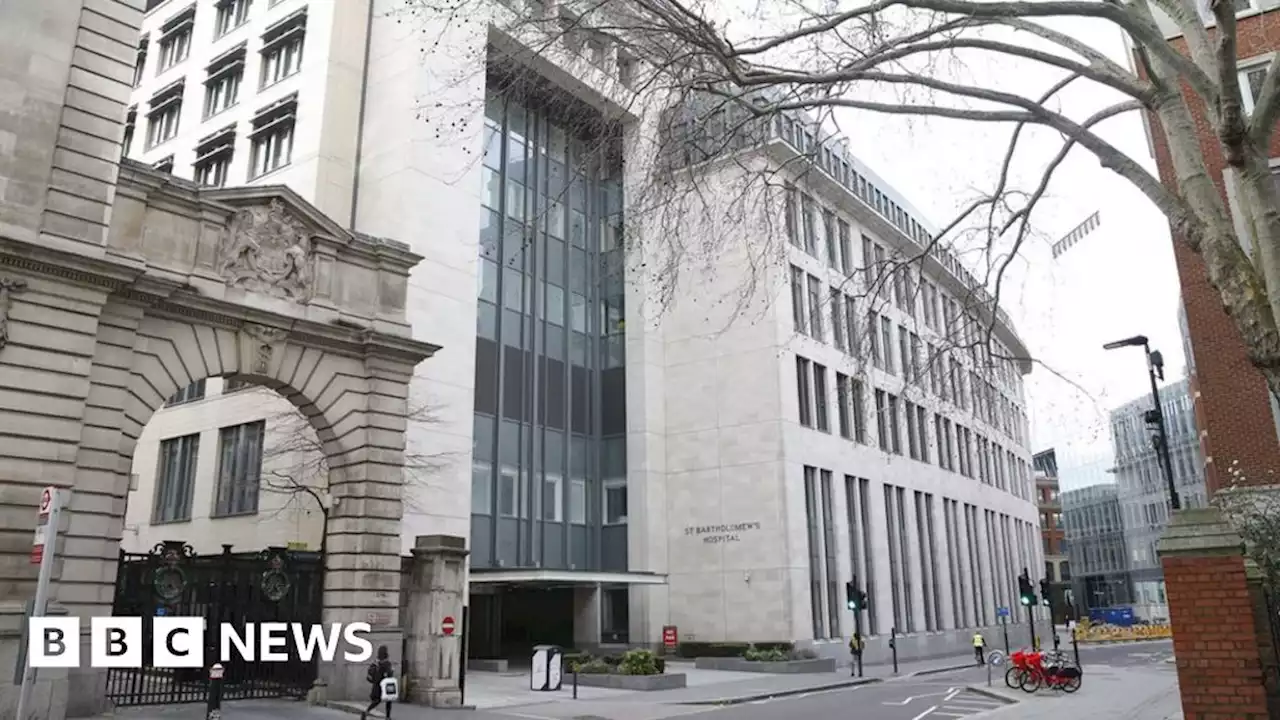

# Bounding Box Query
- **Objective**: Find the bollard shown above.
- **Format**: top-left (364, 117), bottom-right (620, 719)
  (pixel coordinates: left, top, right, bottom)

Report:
top-left (1072, 628), bottom-right (1081, 668)
top-left (207, 663), bottom-right (224, 720)
top-left (890, 627), bottom-right (898, 675)
top-left (573, 669), bottom-right (578, 699)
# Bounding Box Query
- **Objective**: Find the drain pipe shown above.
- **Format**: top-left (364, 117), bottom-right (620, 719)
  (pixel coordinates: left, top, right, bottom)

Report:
top-left (349, 0), bottom-right (376, 230)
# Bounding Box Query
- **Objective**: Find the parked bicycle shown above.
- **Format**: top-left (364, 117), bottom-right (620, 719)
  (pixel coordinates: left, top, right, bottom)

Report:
top-left (1018, 649), bottom-right (1082, 693)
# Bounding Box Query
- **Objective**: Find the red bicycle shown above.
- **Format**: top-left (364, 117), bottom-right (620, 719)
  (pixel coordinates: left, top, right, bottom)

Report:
top-left (1018, 649), bottom-right (1082, 693)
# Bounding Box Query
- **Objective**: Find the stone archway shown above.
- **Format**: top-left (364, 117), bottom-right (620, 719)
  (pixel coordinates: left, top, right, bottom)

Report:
top-left (0, 165), bottom-right (438, 718)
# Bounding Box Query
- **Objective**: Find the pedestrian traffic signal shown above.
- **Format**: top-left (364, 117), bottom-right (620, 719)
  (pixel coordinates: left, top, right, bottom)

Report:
top-left (845, 580), bottom-right (867, 610)
top-left (1039, 579), bottom-right (1051, 606)
top-left (1018, 571), bottom-right (1037, 607)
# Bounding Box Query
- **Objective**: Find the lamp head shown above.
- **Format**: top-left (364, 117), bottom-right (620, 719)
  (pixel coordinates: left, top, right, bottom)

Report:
top-left (1103, 335), bottom-right (1149, 351)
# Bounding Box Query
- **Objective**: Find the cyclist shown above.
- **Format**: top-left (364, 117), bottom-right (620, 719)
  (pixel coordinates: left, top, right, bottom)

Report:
top-left (972, 632), bottom-right (986, 666)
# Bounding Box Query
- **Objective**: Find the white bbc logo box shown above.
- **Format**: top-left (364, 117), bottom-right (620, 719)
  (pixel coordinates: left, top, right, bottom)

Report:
top-left (28, 618), bottom-right (374, 667)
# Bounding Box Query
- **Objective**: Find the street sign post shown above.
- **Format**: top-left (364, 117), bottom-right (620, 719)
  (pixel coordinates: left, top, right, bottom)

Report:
top-left (996, 607), bottom-right (1010, 654)
top-left (16, 486), bottom-right (66, 720)
top-left (442, 616), bottom-right (456, 636)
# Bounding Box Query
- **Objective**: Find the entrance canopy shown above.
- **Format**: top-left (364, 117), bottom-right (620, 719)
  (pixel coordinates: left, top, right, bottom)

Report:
top-left (468, 568), bottom-right (667, 587)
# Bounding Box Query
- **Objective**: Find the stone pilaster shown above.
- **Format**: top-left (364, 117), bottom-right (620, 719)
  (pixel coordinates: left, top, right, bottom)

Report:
top-left (1158, 507), bottom-right (1270, 718)
top-left (404, 535), bottom-right (468, 708)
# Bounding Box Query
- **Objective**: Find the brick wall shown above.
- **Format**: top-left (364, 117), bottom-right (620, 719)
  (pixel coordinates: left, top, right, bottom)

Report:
top-left (1162, 553), bottom-right (1270, 717)
top-left (1144, 12), bottom-right (1280, 494)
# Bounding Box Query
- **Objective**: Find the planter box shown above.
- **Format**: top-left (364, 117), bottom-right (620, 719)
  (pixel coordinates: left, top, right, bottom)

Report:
top-left (468, 658), bottom-right (509, 672)
top-left (694, 657), bottom-right (837, 674)
top-left (574, 672), bottom-right (687, 690)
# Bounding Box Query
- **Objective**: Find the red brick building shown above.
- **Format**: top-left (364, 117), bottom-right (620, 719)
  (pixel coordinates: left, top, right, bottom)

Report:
top-left (1137, 8), bottom-right (1280, 717)
top-left (1140, 8), bottom-right (1280, 494)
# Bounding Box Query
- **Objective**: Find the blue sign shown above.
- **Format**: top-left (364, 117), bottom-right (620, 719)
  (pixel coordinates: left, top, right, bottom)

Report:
top-left (996, 606), bottom-right (1010, 618)
top-left (155, 607), bottom-right (167, 616)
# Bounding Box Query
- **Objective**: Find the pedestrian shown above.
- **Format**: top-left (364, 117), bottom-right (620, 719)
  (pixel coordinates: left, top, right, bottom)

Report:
top-left (972, 631), bottom-right (986, 666)
top-left (848, 632), bottom-right (864, 676)
top-left (362, 645), bottom-right (398, 720)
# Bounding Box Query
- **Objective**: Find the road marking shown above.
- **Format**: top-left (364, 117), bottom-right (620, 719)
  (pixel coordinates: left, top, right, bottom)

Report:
top-left (884, 690), bottom-right (952, 706)
top-left (910, 705), bottom-right (939, 720)
top-left (943, 687), bottom-right (962, 701)
top-left (929, 712), bottom-right (970, 718)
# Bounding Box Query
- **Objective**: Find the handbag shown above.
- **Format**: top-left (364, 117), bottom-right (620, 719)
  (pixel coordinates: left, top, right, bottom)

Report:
top-left (379, 676), bottom-right (400, 703)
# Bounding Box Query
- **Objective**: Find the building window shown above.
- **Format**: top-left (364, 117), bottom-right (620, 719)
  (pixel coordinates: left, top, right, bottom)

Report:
top-left (203, 46), bottom-right (244, 118)
top-left (214, 0), bottom-right (252, 37)
top-left (823, 209), bottom-right (838, 269)
top-left (801, 194), bottom-right (818, 256)
top-left (813, 363), bottom-right (829, 432)
top-left (836, 373), bottom-right (852, 439)
top-left (213, 420), bottom-right (264, 517)
top-left (616, 51), bottom-right (635, 88)
top-left (152, 433), bottom-right (199, 524)
top-left (807, 274), bottom-right (824, 341)
top-left (225, 377), bottom-right (253, 392)
top-left (887, 393), bottom-right (902, 454)
top-left (122, 107), bottom-right (137, 157)
top-left (601, 586), bottom-right (630, 643)
top-left (153, 155), bottom-right (175, 174)
top-left (804, 466), bottom-right (827, 639)
top-left (166, 379), bottom-right (206, 406)
top-left (869, 311), bottom-right (883, 368)
top-left (157, 6), bottom-right (195, 73)
top-left (260, 9), bottom-right (306, 87)
top-left (790, 265), bottom-right (807, 334)
top-left (604, 480), bottom-right (627, 524)
top-left (784, 185), bottom-right (799, 247)
top-left (194, 125), bottom-right (235, 187)
top-left (133, 37), bottom-right (149, 87)
top-left (249, 94), bottom-right (296, 178)
top-left (838, 218), bottom-right (853, 277)
top-left (146, 82), bottom-right (184, 149)
top-left (916, 405), bottom-right (929, 463)
top-left (881, 316), bottom-right (895, 374)
top-left (820, 470), bottom-right (841, 637)
top-left (875, 390), bottom-right (889, 452)
top-left (796, 357), bottom-right (813, 427)
top-left (830, 290), bottom-right (845, 351)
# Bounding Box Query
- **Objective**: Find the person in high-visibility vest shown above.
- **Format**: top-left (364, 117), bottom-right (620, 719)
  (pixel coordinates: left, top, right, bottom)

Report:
top-left (972, 632), bottom-right (986, 666)
top-left (848, 633), bottom-right (864, 676)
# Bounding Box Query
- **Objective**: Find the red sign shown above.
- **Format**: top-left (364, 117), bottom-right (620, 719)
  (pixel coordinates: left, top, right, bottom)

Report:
top-left (31, 524), bottom-right (46, 565)
top-left (662, 625), bottom-right (678, 648)
top-left (441, 616), bottom-right (456, 636)
top-left (39, 487), bottom-right (53, 516)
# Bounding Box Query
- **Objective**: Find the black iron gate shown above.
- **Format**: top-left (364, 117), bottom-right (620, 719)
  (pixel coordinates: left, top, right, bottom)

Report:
top-left (105, 541), bottom-right (323, 706)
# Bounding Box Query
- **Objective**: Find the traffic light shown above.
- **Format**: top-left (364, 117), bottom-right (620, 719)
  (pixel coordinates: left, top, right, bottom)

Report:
top-left (1039, 578), bottom-right (1051, 606)
top-left (846, 579), bottom-right (868, 610)
top-left (1018, 571), bottom-right (1037, 607)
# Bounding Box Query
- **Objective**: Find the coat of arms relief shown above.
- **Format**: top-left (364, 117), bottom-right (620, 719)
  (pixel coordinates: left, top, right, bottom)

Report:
top-left (218, 200), bottom-right (314, 302)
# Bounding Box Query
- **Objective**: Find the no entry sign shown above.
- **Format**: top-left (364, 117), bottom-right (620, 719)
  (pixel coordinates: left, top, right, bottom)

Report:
top-left (38, 487), bottom-right (53, 516)
top-left (441, 616), bottom-right (456, 636)
top-left (662, 625), bottom-right (678, 648)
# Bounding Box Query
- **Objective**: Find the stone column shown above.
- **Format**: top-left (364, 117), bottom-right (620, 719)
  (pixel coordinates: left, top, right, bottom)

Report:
top-left (1158, 507), bottom-right (1270, 718)
top-left (404, 535), bottom-right (468, 708)
top-left (573, 584), bottom-right (602, 652)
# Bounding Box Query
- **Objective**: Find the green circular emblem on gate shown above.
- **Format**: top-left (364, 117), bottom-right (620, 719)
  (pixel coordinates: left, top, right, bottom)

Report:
top-left (153, 567), bottom-right (186, 603)
top-left (260, 553), bottom-right (292, 601)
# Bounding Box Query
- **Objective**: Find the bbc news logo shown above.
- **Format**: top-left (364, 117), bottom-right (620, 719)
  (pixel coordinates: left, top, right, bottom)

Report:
top-left (28, 618), bottom-right (374, 668)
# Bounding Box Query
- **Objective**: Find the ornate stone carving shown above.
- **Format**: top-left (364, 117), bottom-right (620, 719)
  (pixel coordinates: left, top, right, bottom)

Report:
top-left (243, 323), bottom-right (289, 374)
top-left (219, 200), bottom-right (314, 302)
top-left (0, 277), bottom-right (28, 350)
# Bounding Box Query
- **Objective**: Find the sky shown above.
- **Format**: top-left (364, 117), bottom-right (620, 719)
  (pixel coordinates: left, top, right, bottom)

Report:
top-left (799, 16), bottom-right (1190, 489)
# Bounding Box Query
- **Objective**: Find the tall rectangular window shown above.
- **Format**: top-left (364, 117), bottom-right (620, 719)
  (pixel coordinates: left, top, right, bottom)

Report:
top-left (260, 9), bottom-right (306, 87)
top-left (851, 378), bottom-right (867, 444)
top-left (824, 210), bottom-right (839, 269)
top-left (874, 245), bottom-right (889, 301)
top-left (157, 7), bottom-right (194, 73)
top-left (805, 467), bottom-right (827, 639)
top-left (830, 290), bottom-right (845, 351)
top-left (203, 46), bottom-right (244, 119)
top-left (807, 275), bottom-right (824, 341)
top-left (898, 327), bottom-right (911, 383)
top-left (796, 357), bottom-right (813, 427)
top-left (836, 373), bottom-right (852, 439)
top-left (133, 37), bottom-right (149, 87)
top-left (916, 405), bottom-right (930, 464)
top-left (859, 477), bottom-right (878, 634)
top-left (813, 363), bottom-right (830, 432)
top-left (802, 194), bottom-right (818, 257)
top-left (249, 94), bottom-right (296, 178)
top-left (790, 265), bottom-right (807, 334)
top-left (845, 295), bottom-right (859, 353)
top-left (905, 400), bottom-right (920, 460)
top-left (214, 0), bottom-right (251, 37)
top-left (821, 470), bottom-right (841, 637)
top-left (884, 486), bottom-right (904, 632)
top-left (153, 433), bottom-right (199, 524)
top-left (214, 420), bottom-right (264, 517)
top-left (944, 499), bottom-right (964, 628)
top-left (887, 393), bottom-right (902, 455)
top-left (785, 185), bottom-right (799, 247)
top-left (146, 82), bottom-right (183, 149)
top-left (875, 390), bottom-right (889, 452)
top-left (910, 333), bottom-right (922, 386)
top-left (897, 486), bottom-right (914, 632)
top-left (838, 219), bottom-right (853, 276)
top-left (194, 124), bottom-right (235, 188)
top-left (869, 311), bottom-right (883, 368)
top-left (881, 317), bottom-right (895, 374)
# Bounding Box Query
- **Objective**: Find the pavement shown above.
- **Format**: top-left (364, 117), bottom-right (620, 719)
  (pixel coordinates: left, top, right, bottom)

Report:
top-left (90, 640), bottom-right (1180, 720)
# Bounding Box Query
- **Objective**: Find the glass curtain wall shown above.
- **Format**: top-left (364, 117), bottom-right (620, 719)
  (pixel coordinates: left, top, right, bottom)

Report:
top-left (471, 86), bottom-right (628, 571)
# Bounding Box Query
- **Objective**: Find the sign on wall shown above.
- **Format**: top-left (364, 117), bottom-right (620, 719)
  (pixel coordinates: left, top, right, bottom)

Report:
top-left (683, 522), bottom-right (762, 544)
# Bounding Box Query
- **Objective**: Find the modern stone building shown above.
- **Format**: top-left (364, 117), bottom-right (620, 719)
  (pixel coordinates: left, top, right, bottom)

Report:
top-left (117, 0), bottom-right (1041, 665)
top-left (1108, 377), bottom-right (1205, 621)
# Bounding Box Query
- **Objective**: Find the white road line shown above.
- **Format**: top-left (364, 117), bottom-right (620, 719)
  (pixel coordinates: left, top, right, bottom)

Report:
top-left (942, 701), bottom-right (1003, 710)
top-left (943, 687), bottom-right (962, 701)
top-left (929, 712), bottom-right (970, 718)
top-left (911, 705), bottom-right (939, 720)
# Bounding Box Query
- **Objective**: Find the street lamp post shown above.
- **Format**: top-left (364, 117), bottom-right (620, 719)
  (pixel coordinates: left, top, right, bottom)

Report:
top-left (1102, 335), bottom-right (1182, 511)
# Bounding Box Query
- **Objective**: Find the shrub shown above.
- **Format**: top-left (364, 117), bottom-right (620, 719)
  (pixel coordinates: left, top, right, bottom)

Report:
top-left (618, 649), bottom-right (660, 676)
top-left (577, 659), bottom-right (613, 674)
top-left (742, 645), bottom-right (790, 662)
top-left (676, 641), bottom-right (793, 658)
